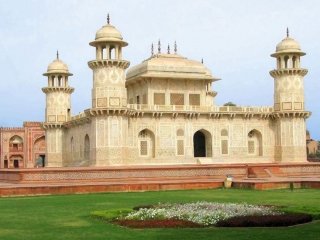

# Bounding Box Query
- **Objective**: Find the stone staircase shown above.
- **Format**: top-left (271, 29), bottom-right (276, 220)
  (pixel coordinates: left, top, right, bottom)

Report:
top-left (248, 166), bottom-right (286, 178)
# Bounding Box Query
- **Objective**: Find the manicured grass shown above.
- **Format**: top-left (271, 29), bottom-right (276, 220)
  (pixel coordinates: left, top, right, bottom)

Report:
top-left (0, 188), bottom-right (320, 240)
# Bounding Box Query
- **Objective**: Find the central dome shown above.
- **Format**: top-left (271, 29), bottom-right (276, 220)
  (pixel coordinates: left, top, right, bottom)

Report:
top-left (126, 53), bottom-right (219, 82)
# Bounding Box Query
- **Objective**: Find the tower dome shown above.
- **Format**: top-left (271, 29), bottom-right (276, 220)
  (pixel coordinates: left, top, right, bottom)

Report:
top-left (90, 15), bottom-right (128, 47)
top-left (271, 28), bottom-right (305, 57)
top-left (95, 24), bottom-right (123, 41)
top-left (43, 52), bottom-right (72, 76)
top-left (276, 37), bottom-right (301, 52)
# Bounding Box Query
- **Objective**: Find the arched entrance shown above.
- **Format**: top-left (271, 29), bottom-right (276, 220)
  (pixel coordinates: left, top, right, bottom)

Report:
top-left (193, 131), bottom-right (206, 157)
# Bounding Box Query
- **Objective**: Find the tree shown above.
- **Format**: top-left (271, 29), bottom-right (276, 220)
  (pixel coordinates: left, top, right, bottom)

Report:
top-left (223, 102), bottom-right (236, 106)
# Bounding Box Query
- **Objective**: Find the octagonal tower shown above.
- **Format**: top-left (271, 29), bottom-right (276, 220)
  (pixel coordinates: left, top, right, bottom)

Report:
top-left (42, 52), bottom-right (74, 167)
top-left (270, 29), bottom-right (311, 162)
top-left (88, 15), bottom-right (130, 109)
top-left (86, 16), bottom-right (131, 166)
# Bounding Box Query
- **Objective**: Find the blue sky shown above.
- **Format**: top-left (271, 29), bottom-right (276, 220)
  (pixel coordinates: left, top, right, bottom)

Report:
top-left (0, 0), bottom-right (319, 139)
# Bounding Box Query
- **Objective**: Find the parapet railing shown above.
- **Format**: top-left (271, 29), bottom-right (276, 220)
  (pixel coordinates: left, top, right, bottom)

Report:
top-left (67, 105), bottom-right (274, 121)
top-left (127, 105), bottom-right (274, 113)
top-left (70, 112), bottom-right (87, 120)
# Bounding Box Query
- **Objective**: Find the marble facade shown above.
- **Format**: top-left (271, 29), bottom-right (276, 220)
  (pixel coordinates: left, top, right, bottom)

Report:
top-left (40, 19), bottom-right (311, 167)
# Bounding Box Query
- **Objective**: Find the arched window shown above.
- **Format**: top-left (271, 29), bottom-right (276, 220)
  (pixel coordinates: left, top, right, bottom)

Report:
top-left (247, 130), bottom-right (263, 156)
top-left (177, 129), bottom-right (184, 136)
top-left (292, 56), bottom-right (296, 68)
top-left (110, 46), bottom-right (115, 59)
top-left (177, 129), bottom-right (185, 155)
top-left (51, 76), bottom-right (55, 86)
top-left (221, 129), bottom-right (228, 155)
top-left (84, 135), bottom-right (90, 160)
top-left (221, 129), bottom-right (228, 137)
top-left (9, 135), bottom-right (23, 151)
top-left (284, 56), bottom-right (289, 68)
top-left (103, 46), bottom-right (107, 59)
top-left (71, 137), bottom-right (74, 159)
top-left (138, 129), bottom-right (155, 157)
top-left (58, 75), bottom-right (63, 87)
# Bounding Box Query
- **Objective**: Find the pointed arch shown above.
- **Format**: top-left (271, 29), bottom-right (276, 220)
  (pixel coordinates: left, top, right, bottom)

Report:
top-left (9, 135), bottom-right (23, 151)
top-left (138, 129), bottom-right (155, 158)
top-left (247, 129), bottom-right (263, 156)
top-left (176, 129), bottom-right (185, 155)
top-left (292, 56), bottom-right (296, 68)
top-left (284, 55), bottom-right (289, 68)
top-left (221, 129), bottom-right (229, 155)
top-left (9, 135), bottom-right (24, 168)
top-left (34, 136), bottom-right (45, 151)
top-left (84, 134), bottom-right (90, 160)
top-left (177, 129), bottom-right (184, 136)
top-left (277, 57), bottom-right (281, 69)
top-left (193, 129), bottom-right (212, 157)
top-left (58, 75), bottom-right (63, 86)
top-left (70, 137), bottom-right (74, 159)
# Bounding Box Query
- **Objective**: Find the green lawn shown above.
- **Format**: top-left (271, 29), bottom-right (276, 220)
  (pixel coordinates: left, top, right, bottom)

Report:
top-left (1, 188), bottom-right (320, 240)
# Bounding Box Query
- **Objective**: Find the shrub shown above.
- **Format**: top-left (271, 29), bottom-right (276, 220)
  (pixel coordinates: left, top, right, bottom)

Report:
top-left (216, 214), bottom-right (312, 227)
top-left (290, 182), bottom-right (294, 192)
top-left (111, 219), bottom-right (202, 228)
top-left (90, 208), bottom-right (134, 221)
top-left (281, 207), bottom-right (320, 220)
top-left (132, 205), bottom-right (154, 211)
top-left (308, 153), bottom-right (316, 159)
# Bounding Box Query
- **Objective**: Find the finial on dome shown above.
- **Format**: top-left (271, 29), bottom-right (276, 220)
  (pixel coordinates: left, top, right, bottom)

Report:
top-left (107, 14), bottom-right (110, 25)
top-left (56, 50), bottom-right (59, 60)
top-left (286, 27), bottom-right (289, 37)
top-left (167, 44), bottom-right (170, 54)
top-left (201, 58), bottom-right (203, 64)
top-left (151, 43), bottom-right (154, 56)
top-left (174, 41), bottom-right (177, 54)
top-left (158, 39), bottom-right (161, 54)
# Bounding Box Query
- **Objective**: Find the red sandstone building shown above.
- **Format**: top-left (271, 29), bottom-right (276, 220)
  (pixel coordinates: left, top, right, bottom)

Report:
top-left (0, 122), bottom-right (45, 168)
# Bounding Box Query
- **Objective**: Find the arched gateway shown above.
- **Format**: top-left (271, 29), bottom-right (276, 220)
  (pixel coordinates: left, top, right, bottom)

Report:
top-left (193, 130), bottom-right (212, 158)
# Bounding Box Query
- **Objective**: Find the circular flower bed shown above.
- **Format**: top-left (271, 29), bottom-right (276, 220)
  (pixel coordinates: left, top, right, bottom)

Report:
top-left (125, 202), bottom-right (281, 226)
top-left (91, 201), bottom-right (313, 228)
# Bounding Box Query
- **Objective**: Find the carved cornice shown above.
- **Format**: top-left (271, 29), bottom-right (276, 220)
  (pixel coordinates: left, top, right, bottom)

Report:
top-left (42, 123), bottom-right (64, 129)
top-left (206, 91), bottom-right (218, 97)
top-left (84, 108), bottom-right (135, 117)
top-left (42, 87), bottom-right (74, 94)
top-left (43, 106), bottom-right (311, 128)
top-left (88, 60), bottom-right (130, 69)
top-left (269, 68), bottom-right (308, 78)
top-left (63, 117), bottom-right (91, 128)
top-left (272, 111), bottom-right (311, 119)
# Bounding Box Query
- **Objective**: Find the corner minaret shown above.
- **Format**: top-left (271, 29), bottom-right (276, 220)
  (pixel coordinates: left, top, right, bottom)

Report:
top-left (270, 29), bottom-right (311, 162)
top-left (42, 52), bottom-right (74, 167)
top-left (86, 16), bottom-right (131, 166)
top-left (88, 14), bottom-right (130, 108)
